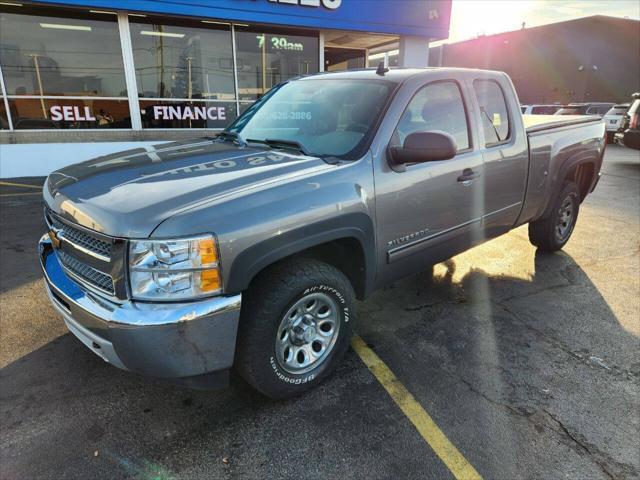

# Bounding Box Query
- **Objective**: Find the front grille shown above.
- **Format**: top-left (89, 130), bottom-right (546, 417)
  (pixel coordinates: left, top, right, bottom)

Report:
top-left (49, 214), bottom-right (112, 259)
top-left (57, 250), bottom-right (115, 295)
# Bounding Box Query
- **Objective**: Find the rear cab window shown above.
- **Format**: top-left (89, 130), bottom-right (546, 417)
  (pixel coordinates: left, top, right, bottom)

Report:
top-left (608, 105), bottom-right (630, 115)
top-left (473, 79), bottom-right (511, 146)
top-left (586, 105), bottom-right (611, 115)
top-left (531, 106), bottom-right (559, 115)
top-left (555, 107), bottom-right (582, 115)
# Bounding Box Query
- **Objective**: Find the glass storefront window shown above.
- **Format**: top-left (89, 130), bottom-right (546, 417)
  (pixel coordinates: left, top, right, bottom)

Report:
top-left (0, 7), bottom-right (320, 131)
top-left (130, 17), bottom-right (235, 101)
top-left (7, 98), bottom-right (131, 129)
top-left (0, 7), bottom-right (127, 97)
top-left (234, 27), bottom-right (319, 102)
top-left (0, 5), bottom-right (129, 130)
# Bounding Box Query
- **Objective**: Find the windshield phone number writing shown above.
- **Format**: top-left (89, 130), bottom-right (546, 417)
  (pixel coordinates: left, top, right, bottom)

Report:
top-left (262, 111), bottom-right (312, 120)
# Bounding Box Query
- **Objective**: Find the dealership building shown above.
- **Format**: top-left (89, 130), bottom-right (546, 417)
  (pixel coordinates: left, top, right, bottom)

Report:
top-left (0, 0), bottom-right (451, 177)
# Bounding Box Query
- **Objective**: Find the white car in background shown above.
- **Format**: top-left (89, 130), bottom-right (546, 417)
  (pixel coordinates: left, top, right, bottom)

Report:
top-left (521, 104), bottom-right (563, 115)
top-left (603, 104), bottom-right (630, 142)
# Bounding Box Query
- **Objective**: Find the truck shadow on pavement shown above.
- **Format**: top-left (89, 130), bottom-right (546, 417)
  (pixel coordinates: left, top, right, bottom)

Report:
top-left (357, 249), bottom-right (639, 480)
top-left (1, 249), bottom-right (638, 479)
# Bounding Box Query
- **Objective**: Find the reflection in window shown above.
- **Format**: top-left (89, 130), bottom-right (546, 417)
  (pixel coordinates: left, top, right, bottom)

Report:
top-left (473, 79), bottom-right (510, 145)
top-left (8, 98), bottom-right (131, 129)
top-left (139, 100), bottom-right (236, 129)
top-left (395, 81), bottom-right (470, 150)
top-left (234, 28), bottom-right (319, 101)
top-left (228, 79), bottom-right (393, 159)
top-left (130, 18), bottom-right (235, 100)
top-left (0, 8), bottom-right (127, 97)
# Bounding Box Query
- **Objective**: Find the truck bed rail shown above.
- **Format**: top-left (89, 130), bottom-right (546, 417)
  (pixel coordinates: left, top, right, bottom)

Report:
top-left (524, 114), bottom-right (603, 134)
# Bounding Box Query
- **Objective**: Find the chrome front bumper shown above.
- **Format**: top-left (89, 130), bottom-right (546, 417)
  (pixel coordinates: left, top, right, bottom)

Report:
top-left (38, 235), bottom-right (242, 383)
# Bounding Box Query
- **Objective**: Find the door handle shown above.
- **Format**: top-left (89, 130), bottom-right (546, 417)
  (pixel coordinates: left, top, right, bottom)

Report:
top-left (457, 168), bottom-right (481, 183)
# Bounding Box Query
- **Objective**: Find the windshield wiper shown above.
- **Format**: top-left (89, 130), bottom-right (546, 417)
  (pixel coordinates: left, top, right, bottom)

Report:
top-left (247, 138), bottom-right (311, 156)
top-left (216, 131), bottom-right (246, 146)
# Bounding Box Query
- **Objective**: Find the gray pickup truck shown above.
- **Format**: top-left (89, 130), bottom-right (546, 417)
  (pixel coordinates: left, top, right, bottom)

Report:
top-left (39, 68), bottom-right (605, 398)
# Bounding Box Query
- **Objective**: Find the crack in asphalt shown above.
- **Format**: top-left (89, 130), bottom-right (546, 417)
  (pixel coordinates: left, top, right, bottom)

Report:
top-left (541, 409), bottom-right (617, 480)
top-left (455, 374), bottom-right (634, 480)
top-left (496, 301), bottom-right (638, 379)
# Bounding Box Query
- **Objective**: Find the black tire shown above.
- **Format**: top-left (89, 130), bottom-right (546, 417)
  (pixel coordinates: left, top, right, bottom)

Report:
top-left (606, 131), bottom-right (614, 143)
top-left (235, 258), bottom-right (356, 399)
top-left (528, 181), bottom-right (580, 252)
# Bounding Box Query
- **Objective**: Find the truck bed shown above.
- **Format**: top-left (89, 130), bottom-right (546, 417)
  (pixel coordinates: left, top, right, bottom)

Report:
top-left (524, 114), bottom-right (602, 134)
top-left (519, 114), bottom-right (605, 224)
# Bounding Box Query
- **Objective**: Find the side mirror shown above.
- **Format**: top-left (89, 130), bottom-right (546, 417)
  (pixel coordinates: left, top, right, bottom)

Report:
top-left (389, 131), bottom-right (458, 167)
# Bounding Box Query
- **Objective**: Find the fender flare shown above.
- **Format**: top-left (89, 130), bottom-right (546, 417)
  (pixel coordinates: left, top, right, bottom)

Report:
top-left (224, 212), bottom-right (376, 297)
top-left (542, 156), bottom-right (598, 219)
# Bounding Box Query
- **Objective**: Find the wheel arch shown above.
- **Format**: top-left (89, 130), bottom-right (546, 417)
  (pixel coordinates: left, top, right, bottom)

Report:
top-left (543, 156), bottom-right (598, 218)
top-left (224, 213), bottom-right (375, 300)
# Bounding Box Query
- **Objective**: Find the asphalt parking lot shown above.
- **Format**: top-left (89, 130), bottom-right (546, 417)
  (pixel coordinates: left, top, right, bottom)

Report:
top-left (1, 144), bottom-right (639, 479)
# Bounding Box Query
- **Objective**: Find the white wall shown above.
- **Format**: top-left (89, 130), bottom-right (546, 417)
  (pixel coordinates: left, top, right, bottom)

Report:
top-left (0, 141), bottom-right (171, 178)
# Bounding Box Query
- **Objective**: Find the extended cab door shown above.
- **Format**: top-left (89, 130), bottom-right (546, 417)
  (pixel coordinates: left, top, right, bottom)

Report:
top-left (373, 78), bottom-right (484, 286)
top-left (470, 77), bottom-right (529, 235)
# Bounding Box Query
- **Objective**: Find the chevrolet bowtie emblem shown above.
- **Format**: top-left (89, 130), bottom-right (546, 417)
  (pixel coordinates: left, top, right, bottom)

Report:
top-left (48, 227), bottom-right (62, 249)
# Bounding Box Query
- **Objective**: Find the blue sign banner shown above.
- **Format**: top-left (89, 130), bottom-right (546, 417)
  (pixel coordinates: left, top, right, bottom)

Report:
top-left (33, 0), bottom-right (452, 38)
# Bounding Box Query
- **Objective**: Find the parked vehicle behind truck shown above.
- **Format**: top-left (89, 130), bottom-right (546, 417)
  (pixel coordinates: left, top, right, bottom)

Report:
top-left (39, 68), bottom-right (606, 399)
top-left (603, 103), bottom-right (630, 142)
top-left (520, 104), bottom-right (563, 115)
top-left (616, 93), bottom-right (640, 150)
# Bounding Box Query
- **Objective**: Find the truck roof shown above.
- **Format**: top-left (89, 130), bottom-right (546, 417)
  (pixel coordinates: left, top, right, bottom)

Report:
top-left (296, 67), bottom-right (508, 83)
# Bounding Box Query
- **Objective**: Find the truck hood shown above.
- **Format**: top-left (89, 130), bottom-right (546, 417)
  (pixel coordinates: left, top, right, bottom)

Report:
top-left (44, 138), bottom-right (334, 238)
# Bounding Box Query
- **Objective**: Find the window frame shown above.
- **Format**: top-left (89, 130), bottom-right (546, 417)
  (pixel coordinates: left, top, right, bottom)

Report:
top-left (391, 78), bottom-right (474, 158)
top-left (472, 78), bottom-right (513, 149)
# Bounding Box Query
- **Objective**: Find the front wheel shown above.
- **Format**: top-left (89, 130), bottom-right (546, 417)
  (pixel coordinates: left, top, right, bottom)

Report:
top-left (528, 181), bottom-right (580, 252)
top-left (235, 258), bottom-right (356, 399)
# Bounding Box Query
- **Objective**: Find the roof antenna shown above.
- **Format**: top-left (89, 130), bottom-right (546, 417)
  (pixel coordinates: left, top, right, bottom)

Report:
top-left (376, 61), bottom-right (389, 76)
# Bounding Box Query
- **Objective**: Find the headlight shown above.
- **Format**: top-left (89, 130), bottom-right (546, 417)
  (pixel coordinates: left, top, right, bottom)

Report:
top-left (129, 235), bottom-right (221, 301)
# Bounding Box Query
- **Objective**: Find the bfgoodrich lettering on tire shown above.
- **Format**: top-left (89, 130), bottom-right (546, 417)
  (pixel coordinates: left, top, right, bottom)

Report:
top-left (235, 258), bottom-right (356, 399)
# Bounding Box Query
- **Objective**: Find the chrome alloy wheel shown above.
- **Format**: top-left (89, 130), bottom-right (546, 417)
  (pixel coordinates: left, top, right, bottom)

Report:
top-left (275, 292), bottom-right (340, 375)
top-left (555, 195), bottom-right (575, 242)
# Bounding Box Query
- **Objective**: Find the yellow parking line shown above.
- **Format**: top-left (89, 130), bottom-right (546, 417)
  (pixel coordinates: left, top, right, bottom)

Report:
top-left (352, 335), bottom-right (482, 480)
top-left (0, 192), bottom-right (42, 197)
top-left (0, 181), bottom-right (43, 190)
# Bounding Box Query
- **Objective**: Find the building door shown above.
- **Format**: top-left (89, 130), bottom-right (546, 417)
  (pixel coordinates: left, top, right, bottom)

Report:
top-left (324, 47), bottom-right (366, 71)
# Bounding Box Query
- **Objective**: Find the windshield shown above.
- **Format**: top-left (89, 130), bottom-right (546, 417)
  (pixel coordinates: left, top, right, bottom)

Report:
top-left (226, 78), bottom-right (395, 159)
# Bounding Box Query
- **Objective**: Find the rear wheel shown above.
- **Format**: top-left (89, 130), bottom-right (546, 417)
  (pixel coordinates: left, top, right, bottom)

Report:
top-left (235, 258), bottom-right (355, 399)
top-left (529, 181), bottom-right (580, 252)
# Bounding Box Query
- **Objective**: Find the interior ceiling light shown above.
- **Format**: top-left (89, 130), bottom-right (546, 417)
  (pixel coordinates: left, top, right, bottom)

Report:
top-left (140, 31), bottom-right (185, 38)
top-left (40, 23), bottom-right (92, 31)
